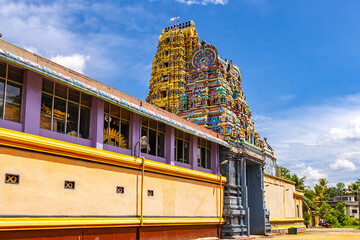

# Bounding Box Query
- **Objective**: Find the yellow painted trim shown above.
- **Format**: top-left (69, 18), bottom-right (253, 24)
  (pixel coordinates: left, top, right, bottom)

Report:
top-left (219, 175), bottom-right (222, 224)
top-left (0, 128), bottom-right (226, 185)
top-left (270, 218), bottom-right (304, 223)
top-left (140, 157), bottom-right (145, 227)
top-left (264, 173), bottom-right (296, 185)
top-left (271, 224), bottom-right (306, 230)
top-left (0, 217), bottom-right (225, 231)
top-left (293, 191), bottom-right (304, 198)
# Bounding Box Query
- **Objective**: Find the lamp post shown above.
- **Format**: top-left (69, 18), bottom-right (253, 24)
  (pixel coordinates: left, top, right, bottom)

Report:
top-left (134, 136), bottom-right (147, 158)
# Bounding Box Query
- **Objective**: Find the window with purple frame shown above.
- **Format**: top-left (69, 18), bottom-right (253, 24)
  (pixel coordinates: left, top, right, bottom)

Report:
top-left (103, 101), bottom-right (130, 149)
top-left (40, 78), bottom-right (91, 139)
top-left (197, 138), bottom-right (212, 169)
top-left (175, 129), bottom-right (190, 164)
top-left (141, 116), bottom-right (165, 158)
top-left (0, 61), bottom-right (23, 123)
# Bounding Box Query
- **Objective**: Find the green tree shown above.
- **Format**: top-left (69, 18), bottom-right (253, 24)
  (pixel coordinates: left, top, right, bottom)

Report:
top-left (324, 183), bottom-right (346, 201)
top-left (319, 202), bottom-right (340, 227)
top-left (279, 166), bottom-right (291, 180)
top-left (335, 202), bottom-right (346, 213)
top-left (303, 211), bottom-right (310, 228)
top-left (319, 178), bottom-right (329, 189)
top-left (291, 174), bottom-right (306, 191)
top-left (355, 178), bottom-right (360, 185)
top-left (279, 166), bottom-right (306, 191)
top-left (350, 183), bottom-right (360, 201)
top-left (314, 178), bottom-right (329, 204)
top-left (303, 188), bottom-right (316, 211)
top-left (336, 182), bottom-right (345, 192)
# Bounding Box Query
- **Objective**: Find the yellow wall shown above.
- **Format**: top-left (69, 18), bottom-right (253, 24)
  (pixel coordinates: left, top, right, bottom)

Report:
top-left (309, 214), bottom-right (319, 227)
top-left (264, 174), bottom-right (304, 231)
top-left (0, 146), bottom-right (221, 218)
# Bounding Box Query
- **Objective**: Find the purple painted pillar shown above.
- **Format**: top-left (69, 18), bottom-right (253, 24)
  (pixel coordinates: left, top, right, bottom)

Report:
top-left (91, 97), bottom-right (104, 149)
top-left (22, 70), bottom-right (42, 135)
top-left (131, 112), bottom-right (141, 157)
top-left (191, 135), bottom-right (198, 170)
top-left (166, 125), bottom-right (175, 165)
top-left (212, 142), bottom-right (219, 174)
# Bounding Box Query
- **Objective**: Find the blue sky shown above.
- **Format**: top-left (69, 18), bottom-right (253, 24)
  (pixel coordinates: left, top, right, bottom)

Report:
top-left (1, 0), bottom-right (360, 186)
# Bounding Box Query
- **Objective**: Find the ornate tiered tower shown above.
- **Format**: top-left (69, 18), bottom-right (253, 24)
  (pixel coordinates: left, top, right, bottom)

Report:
top-left (179, 40), bottom-right (261, 149)
top-left (146, 20), bottom-right (200, 113)
top-left (147, 21), bottom-right (275, 238)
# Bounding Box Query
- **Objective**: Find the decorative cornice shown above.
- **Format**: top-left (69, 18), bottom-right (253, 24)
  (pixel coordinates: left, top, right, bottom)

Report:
top-left (0, 217), bottom-right (224, 231)
top-left (293, 191), bottom-right (304, 198)
top-left (0, 128), bottom-right (227, 185)
top-left (264, 173), bottom-right (296, 185)
top-left (270, 218), bottom-right (304, 223)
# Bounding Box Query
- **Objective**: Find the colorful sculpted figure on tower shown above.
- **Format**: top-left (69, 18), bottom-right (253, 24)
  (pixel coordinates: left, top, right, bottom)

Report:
top-left (146, 20), bottom-right (200, 113)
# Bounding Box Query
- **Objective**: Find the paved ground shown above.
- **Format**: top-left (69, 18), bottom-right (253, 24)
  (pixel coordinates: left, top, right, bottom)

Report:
top-left (252, 228), bottom-right (360, 240)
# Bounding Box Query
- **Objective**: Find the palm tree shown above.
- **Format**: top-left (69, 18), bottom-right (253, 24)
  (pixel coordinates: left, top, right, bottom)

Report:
top-left (291, 174), bottom-right (306, 191)
top-left (319, 178), bottom-right (329, 189)
top-left (355, 178), bottom-right (360, 185)
top-left (350, 183), bottom-right (360, 200)
top-left (314, 178), bottom-right (329, 205)
top-left (303, 188), bottom-right (316, 211)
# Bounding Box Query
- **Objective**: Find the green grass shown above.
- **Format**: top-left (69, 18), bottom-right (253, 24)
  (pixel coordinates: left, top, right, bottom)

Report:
top-left (335, 225), bottom-right (360, 228)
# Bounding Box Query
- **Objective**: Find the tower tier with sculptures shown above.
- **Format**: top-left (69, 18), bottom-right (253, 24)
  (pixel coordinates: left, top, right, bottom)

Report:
top-left (146, 20), bottom-right (200, 113)
top-left (179, 40), bottom-right (261, 149)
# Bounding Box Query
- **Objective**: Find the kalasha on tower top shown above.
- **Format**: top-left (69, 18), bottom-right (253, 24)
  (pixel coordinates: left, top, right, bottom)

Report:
top-left (146, 20), bottom-right (200, 113)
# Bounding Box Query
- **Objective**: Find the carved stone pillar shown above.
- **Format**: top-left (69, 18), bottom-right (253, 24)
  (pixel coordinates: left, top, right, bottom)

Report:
top-left (220, 147), bottom-right (248, 238)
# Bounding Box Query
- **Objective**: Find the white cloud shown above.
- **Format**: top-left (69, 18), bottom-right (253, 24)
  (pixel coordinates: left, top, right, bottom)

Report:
top-left (176, 0), bottom-right (228, 5)
top-left (24, 46), bottom-right (39, 54)
top-left (203, 0), bottom-right (228, 4)
top-left (278, 94), bottom-right (295, 102)
top-left (301, 167), bottom-right (327, 181)
top-left (254, 92), bottom-right (360, 185)
top-left (0, 0), bottom-right (159, 88)
top-left (51, 54), bottom-right (90, 74)
top-left (330, 159), bottom-right (357, 171)
top-left (290, 162), bottom-right (306, 170)
top-left (320, 117), bottom-right (360, 142)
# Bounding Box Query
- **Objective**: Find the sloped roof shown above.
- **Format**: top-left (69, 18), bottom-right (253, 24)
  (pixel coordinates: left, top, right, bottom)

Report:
top-left (0, 40), bottom-right (229, 147)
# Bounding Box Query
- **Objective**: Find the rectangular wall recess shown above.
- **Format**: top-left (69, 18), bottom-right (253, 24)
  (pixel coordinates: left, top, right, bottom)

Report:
top-left (64, 180), bottom-right (75, 189)
top-left (116, 186), bottom-right (124, 194)
top-left (5, 173), bottom-right (19, 184)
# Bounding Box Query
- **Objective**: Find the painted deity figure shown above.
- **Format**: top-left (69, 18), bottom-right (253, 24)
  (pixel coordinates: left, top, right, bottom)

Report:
top-left (216, 93), bottom-right (221, 104)
top-left (209, 96), bottom-right (214, 106)
top-left (197, 96), bottom-right (202, 106)
top-left (179, 101), bottom-right (185, 111)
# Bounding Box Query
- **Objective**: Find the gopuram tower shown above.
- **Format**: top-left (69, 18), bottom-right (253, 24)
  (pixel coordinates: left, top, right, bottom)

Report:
top-left (146, 20), bottom-right (200, 113)
top-left (147, 21), bottom-right (275, 238)
top-left (179, 40), bottom-right (259, 149)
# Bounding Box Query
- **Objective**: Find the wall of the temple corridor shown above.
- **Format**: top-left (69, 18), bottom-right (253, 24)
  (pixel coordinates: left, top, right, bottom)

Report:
top-left (264, 174), bottom-right (305, 233)
top-left (0, 226), bottom-right (220, 240)
top-left (0, 146), bottom-right (221, 217)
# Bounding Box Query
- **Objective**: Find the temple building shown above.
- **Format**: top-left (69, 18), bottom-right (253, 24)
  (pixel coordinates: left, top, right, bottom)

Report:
top-left (0, 39), bottom-right (227, 240)
top-left (147, 21), bottom-right (305, 236)
top-left (0, 20), bottom-right (304, 240)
